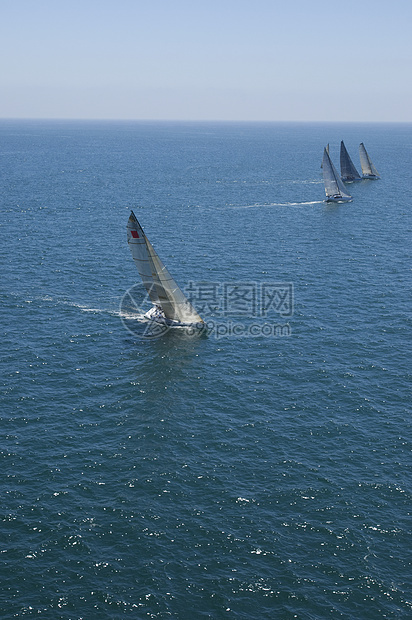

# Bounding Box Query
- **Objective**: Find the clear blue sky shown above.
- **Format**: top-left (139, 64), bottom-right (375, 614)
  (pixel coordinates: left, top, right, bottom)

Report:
top-left (1, 0), bottom-right (411, 121)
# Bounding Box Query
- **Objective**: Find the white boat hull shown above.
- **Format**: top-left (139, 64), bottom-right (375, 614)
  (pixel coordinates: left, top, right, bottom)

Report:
top-left (144, 305), bottom-right (204, 329)
top-left (325, 195), bottom-right (352, 203)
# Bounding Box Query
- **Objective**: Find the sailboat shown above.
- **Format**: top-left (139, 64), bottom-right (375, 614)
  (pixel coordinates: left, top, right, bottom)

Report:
top-left (127, 211), bottom-right (204, 327)
top-left (322, 147), bottom-right (352, 203)
top-left (340, 141), bottom-right (361, 182)
top-left (359, 143), bottom-right (380, 179)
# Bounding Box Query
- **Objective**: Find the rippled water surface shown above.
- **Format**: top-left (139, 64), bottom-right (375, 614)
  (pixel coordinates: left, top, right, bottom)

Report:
top-left (1, 120), bottom-right (411, 618)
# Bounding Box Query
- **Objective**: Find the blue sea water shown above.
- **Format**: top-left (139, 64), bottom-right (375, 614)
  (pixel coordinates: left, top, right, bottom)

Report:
top-left (0, 120), bottom-right (411, 619)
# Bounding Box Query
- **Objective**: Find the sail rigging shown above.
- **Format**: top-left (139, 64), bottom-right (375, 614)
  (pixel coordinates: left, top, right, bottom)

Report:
top-left (359, 143), bottom-right (380, 179)
top-left (340, 141), bottom-right (361, 181)
top-left (127, 211), bottom-right (203, 325)
top-left (322, 147), bottom-right (352, 202)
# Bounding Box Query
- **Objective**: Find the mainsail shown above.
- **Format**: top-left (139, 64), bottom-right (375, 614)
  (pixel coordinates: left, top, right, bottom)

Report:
top-left (321, 143), bottom-right (329, 168)
top-left (127, 211), bottom-right (203, 324)
top-left (340, 141), bottom-right (361, 181)
top-left (359, 143), bottom-right (380, 179)
top-left (322, 147), bottom-right (352, 202)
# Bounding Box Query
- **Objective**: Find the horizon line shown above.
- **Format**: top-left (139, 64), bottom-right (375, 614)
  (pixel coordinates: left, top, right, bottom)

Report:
top-left (1, 117), bottom-right (411, 124)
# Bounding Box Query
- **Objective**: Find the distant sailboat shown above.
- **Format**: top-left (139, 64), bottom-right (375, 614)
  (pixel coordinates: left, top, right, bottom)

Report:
top-left (322, 147), bottom-right (352, 203)
top-left (340, 141), bottom-right (361, 181)
top-left (127, 211), bottom-right (204, 327)
top-left (359, 143), bottom-right (380, 179)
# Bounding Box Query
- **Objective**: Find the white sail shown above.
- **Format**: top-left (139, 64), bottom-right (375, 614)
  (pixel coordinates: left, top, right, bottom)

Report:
top-left (340, 141), bottom-right (361, 181)
top-left (321, 143), bottom-right (329, 168)
top-left (127, 211), bottom-right (203, 325)
top-left (322, 147), bottom-right (352, 202)
top-left (359, 143), bottom-right (380, 178)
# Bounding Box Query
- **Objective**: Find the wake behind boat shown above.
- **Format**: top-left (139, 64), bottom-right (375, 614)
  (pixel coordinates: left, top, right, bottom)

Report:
top-left (340, 141), bottom-right (361, 182)
top-left (126, 211), bottom-right (204, 328)
top-left (322, 147), bottom-right (352, 203)
top-left (359, 143), bottom-right (380, 179)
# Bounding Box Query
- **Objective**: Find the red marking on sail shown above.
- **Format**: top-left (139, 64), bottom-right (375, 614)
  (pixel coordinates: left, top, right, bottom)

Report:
top-left (131, 230), bottom-right (139, 238)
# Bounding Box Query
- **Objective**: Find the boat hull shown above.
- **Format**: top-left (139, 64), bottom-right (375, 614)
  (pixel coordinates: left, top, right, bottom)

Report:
top-left (325, 195), bottom-right (352, 203)
top-left (144, 305), bottom-right (204, 329)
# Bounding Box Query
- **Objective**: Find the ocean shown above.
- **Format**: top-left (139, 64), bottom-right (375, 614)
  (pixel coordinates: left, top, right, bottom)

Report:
top-left (1, 120), bottom-right (410, 619)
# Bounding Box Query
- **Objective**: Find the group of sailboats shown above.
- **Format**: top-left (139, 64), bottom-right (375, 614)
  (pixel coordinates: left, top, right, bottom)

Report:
top-left (322, 141), bottom-right (380, 203)
top-left (125, 142), bottom-right (380, 329)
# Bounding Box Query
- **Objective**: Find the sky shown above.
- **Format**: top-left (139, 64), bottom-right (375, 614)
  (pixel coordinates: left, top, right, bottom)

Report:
top-left (1, 0), bottom-right (411, 122)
